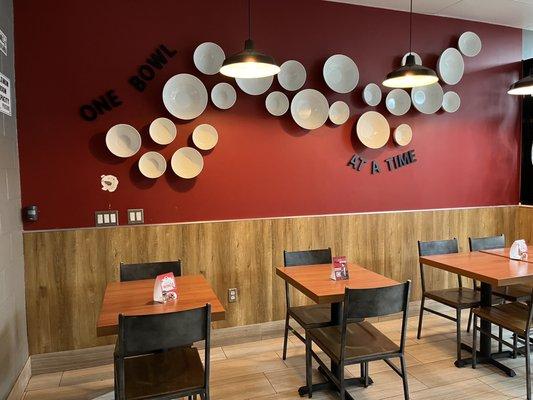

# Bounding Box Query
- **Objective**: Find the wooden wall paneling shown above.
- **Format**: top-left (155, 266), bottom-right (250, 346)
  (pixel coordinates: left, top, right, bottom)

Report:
top-left (24, 206), bottom-right (521, 355)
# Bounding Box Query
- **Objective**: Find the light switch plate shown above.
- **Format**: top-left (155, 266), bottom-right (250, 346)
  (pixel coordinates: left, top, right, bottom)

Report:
top-left (127, 209), bottom-right (144, 224)
top-left (95, 211), bottom-right (119, 227)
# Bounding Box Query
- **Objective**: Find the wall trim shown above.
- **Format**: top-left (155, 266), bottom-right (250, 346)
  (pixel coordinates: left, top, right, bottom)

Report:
top-left (6, 357), bottom-right (31, 400)
top-left (23, 203), bottom-right (518, 234)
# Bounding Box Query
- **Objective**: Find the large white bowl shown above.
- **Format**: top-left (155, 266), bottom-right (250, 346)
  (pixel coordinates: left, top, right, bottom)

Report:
top-left (401, 52), bottom-right (422, 66)
top-left (329, 101), bottom-right (350, 125)
top-left (363, 83), bottom-right (382, 106)
top-left (162, 74), bottom-right (208, 120)
top-left (138, 151), bottom-right (167, 178)
top-left (106, 124), bottom-right (142, 158)
top-left (149, 117), bottom-right (176, 145)
top-left (442, 91), bottom-right (461, 113)
top-left (192, 124), bottom-right (219, 150)
top-left (236, 75), bottom-right (274, 95)
top-left (323, 54), bottom-right (359, 93)
top-left (437, 48), bottom-right (464, 85)
top-left (386, 89), bottom-right (411, 116)
top-left (171, 147), bottom-right (204, 179)
top-left (458, 31), bottom-right (482, 57)
top-left (291, 89), bottom-right (329, 130)
top-left (356, 111), bottom-right (390, 149)
top-left (278, 60), bottom-right (306, 91)
top-left (266, 91), bottom-right (289, 116)
top-left (393, 124), bottom-right (413, 146)
top-left (211, 82), bottom-right (237, 110)
top-left (193, 42), bottom-right (225, 75)
top-left (411, 83), bottom-right (444, 115)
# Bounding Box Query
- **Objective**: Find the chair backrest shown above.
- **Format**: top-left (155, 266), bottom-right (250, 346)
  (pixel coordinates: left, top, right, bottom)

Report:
top-left (418, 238), bottom-right (459, 292)
top-left (117, 304), bottom-right (210, 357)
top-left (469, 234), bottom-right (505, 252)
top-left (340, 281), bottom-right (411, 358)
top-left (119, 260), bottom-right (182, 282)
top-left (283, 248), bottom-right (332, 267)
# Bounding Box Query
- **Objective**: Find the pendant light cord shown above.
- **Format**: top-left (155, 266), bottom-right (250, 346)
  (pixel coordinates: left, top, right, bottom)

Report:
top-left (409, 0), bottom-right (413, 54)
top-left (248, 0), bottom-right (252, 40)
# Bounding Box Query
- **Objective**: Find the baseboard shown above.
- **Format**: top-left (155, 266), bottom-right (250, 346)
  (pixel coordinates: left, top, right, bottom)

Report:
top-left (29, 299), bottom-right (451, 375)
top-left (6, 357), bottom-right (31, 400)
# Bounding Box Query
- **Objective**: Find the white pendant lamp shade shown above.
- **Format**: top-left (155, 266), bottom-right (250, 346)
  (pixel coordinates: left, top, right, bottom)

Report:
top-left (508, 75), bottom-right (533, 95)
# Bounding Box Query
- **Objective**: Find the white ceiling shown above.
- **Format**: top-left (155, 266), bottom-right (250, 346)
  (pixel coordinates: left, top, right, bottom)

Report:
top-left (327, 0), bottom-right (533, 30)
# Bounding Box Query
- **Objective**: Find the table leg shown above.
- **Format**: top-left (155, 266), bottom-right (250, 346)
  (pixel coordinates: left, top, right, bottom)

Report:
top-left (454, 283), bottom-right (516, 377)
top-left (297, 302), bottom-right (373, 398)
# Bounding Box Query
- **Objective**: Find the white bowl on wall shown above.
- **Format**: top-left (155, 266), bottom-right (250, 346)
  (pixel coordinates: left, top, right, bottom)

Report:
top-left (106, 124), bottom-right (142, 158)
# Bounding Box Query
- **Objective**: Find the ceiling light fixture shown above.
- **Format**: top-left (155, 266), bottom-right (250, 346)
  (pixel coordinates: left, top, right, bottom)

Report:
top-left (508, 74), bottom-right (533, 95)
top-left (219, 0), bottom-right (280, 79)
top-left (383, 0), bottom-right (439, 88)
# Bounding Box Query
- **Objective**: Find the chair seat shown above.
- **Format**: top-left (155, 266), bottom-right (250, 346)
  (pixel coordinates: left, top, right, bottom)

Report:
top-left (123, 346), bottom-right (204, 399)
top-left (492, 284), bottom-right (531, 302)
top-left (308, 321), bottom-right (400, 363)
top-left (425, 287), bottom-right (481, 309)
top-left (473, 302), bottom-right (530, 336)
top-left (289, 304), bottom-right (331, 328)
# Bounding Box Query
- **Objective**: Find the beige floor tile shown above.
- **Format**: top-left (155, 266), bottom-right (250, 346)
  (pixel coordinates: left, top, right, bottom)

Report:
top-left (211, 352), bottom-right (287, 382)
top-left (60, 364), bottom-right (114, 387)
top-left (345, 353), bottom-right (420, 376)
top-left (264, 366), bottom-right (325, 393)
top-left (23, 379), bottom-right (113, 400)
top-left (406, 358), bottom-right (496, 387)
top-left (346, 369), bottom-right (427, 400)
top-left (405, 338), bottom-right (468, 364)
top-left (478, 367), bottom-right (529, 398)
top-left (25, 371), bottom-right (63, 391)
top-left (256, 389), bottom-right (337, 399)
top-left (210, 372), bottom-right (276, 399)
top-left (222, 337), bottom-right (291, 359)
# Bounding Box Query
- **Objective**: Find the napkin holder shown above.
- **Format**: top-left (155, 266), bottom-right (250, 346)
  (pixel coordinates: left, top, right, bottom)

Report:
top-left (330, 256), bottom-right (349, 281)
top-left (153, 272), bottom-right (178, 303)
top-left (510, 239), bottom-right (528, 261)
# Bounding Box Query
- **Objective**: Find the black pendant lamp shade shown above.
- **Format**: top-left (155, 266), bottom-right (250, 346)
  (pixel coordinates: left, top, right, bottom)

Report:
top-left (508, 75), bottom-right (533, 96)
top-left (219, 0), bottom-right (280, 79)
top-left (383, 0), bottom-right (439, 88)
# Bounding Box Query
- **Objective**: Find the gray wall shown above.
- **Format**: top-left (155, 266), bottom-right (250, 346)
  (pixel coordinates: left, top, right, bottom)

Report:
top-left (0, 0), bottom-right (28, 398)
top-left (524, 29), bottom-right (533, 59)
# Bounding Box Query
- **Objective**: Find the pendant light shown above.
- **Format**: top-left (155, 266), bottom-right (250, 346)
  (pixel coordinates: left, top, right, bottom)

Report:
top-left (383, 0), bottom-right (439, 88)
top-left (219, 0), bottom-right (280, 79)
top-left (508, 75), bottom-right (533, 95)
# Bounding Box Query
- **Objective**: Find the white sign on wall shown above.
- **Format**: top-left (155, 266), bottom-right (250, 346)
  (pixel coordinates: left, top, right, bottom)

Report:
top-left (0, 72), bottom-right (11, 116)
top-left (0, 28), bottom-right (6, 56)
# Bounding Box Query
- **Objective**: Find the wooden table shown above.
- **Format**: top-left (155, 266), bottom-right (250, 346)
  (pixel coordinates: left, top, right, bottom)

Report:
top-left (480, 247), bottom-right (533, 264)
top-left (97, 275), bottom-right (225, 336)
top-left (420, 251), bottom-right (533, 376)
top-left (276, 263), bottom-right (398, 399)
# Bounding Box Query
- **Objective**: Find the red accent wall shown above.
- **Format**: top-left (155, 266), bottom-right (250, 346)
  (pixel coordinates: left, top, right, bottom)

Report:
top-left (14, 0), bottom-right (522, 231)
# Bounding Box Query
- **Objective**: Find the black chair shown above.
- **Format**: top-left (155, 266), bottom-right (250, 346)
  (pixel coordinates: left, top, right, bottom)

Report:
top-left (120, 260), bottom-right (182, 282)
top-left (114, 304), bottom-right (211, 400)
top-left (417, 238), bottom-right (481, 366)
top-left (282, 248), bottom-right (333, 360)
top-left (469, 234), bottom-right (531, 302)
top-left (305, 281), bottom-right (411, 400)
top-left (472, 290), bottom-right (533, 399)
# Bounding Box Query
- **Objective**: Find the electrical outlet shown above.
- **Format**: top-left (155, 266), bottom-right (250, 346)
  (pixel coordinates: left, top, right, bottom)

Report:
top-left (95, 211), bottom-right (119, 227)
top-left (127, 209), bottom-right (144, 224)
top-left (228, 288), bottom-right (238, 303)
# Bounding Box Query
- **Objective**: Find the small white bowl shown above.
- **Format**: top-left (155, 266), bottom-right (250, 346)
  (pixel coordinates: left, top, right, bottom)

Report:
top-left (192, 124), bottom-right (219, 150)
top-left (266, 91), bottom-right (290, 116)
top-left (236, 75), bottom-right (274, 96)
top-left (171, 147), bottom-right (204, 179)
top-left (442, 91), bottom-right (461, 113)
top-left (329, 101), bottom-right (350, 125)
top-left (211, 82), bottom-right (237, 110)
top-left (356, 111), bottom-right (390, 149)
top-left (323, 54), bottom-right (359, 93)
top-left (162, 74), bottom-right (208, 120)
top-left (193, 42), bottom-right (225, 75)
top-left (363, 83), bottom-right (382, 106)
top-left (411, 83), bottom-right (444, 115)
top-left (401, 52), bottom-right (422, 66)
top-left (290, 89), bottom-right (329, 130)
top-left (149, 117), bottom-right (176, 145)
top-left (138, 151), bottom-right (167, 178)
top-left (278, 60), bottom-right (306, 91)
top-left (106, 124), bottom-right (142, 158)
top-left (386, 89), bottom-right (411, 116)
top-left (393, 124), bottom-right (413, 146)
top-left (437, 48), bottom-right (464, 85)
top-left (458, 32), bottom-right (482, 57)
